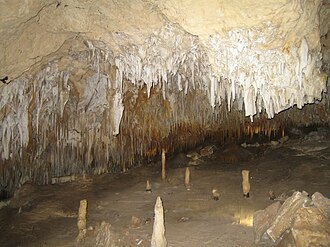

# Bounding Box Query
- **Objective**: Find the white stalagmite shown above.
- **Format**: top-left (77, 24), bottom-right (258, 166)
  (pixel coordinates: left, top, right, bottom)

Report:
top-left (151, 197), bottom-right (167, 247)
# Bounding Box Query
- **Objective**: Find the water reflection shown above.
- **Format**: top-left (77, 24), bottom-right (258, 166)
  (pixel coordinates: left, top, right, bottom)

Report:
top-left (209, 201), bottom-right (255, 227)
top-left (233, 207), bottom-right (254, 227)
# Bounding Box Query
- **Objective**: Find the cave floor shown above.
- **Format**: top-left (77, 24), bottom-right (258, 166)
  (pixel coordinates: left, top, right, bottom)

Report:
top-left (0, 127), bottom-right (330, 247)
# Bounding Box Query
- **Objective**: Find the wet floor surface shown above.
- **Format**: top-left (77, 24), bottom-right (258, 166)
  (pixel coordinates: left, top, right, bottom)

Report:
top-left (0, 127), bottom-right (329, 246)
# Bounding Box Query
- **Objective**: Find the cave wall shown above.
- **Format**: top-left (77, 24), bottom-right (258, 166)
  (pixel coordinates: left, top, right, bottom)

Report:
top-left (0, 0), bottom-right (329, 195)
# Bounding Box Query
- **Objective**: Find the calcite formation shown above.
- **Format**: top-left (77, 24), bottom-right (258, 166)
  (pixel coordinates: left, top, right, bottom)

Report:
top-left (77, 199), bottom-right (88, 241)
top-left (242, 170), bottom-right (250, 198)
top-left (160, 0), bottom-right (328, 118)
top-left (151, 196), bottom-right (167, 247)
top-left (0, 0), bottom-right (329, 194)
top-left (184, 167), bottom-right (190, 190)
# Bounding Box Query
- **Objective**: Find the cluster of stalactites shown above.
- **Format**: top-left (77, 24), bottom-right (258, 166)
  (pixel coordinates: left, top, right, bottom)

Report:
top-left (88, 23), bottom-right (326, 123)
top-left (2, 22), bottom-right (326, 162)
top-left (209, 29), bottom-right (326, 120)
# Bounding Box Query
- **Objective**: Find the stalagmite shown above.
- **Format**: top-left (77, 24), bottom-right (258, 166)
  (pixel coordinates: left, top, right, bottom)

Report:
top-left (76, 199), bottom-right (88, 241)
top-left (151, 196), bottom-right (167, 247)
top-left (161, 149), bottom-right (166, 181)
top-left (242, 170), bottom-right (250, 198)
top-left (146, 179), bottom-right (152, 193)
top-left (184, 167), bottom-right (191, 190)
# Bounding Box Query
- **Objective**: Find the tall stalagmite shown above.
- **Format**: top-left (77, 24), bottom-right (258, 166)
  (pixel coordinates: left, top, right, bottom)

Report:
top-left (151, 196), bottom-right (167, 247)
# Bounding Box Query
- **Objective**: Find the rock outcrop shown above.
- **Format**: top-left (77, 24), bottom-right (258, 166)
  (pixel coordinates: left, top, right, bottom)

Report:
top-left (253, 191), bottom-right (330, 246)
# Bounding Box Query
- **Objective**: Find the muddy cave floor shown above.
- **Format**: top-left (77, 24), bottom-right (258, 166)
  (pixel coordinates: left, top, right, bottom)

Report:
top-left (1, 127), bottom-right (330, 247)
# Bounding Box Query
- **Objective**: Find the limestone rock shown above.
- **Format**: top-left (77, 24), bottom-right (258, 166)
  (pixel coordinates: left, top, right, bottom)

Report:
top-left (266, 191), bottom-right (309, 241)
top-left (312, 192), bottom-right (330, 218)
top-left (291, 207), bottom-right (330, 247)
top-left (186, 152), bottom-right (201, 161)
top-left (280, 207), bottom-right (330, 247)
top-left (253, 201), bottom-right (281, 244)
top-left (199, 145), bottom-right (213, 157)
top-left (253, 191), bottom-right (330, 246)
